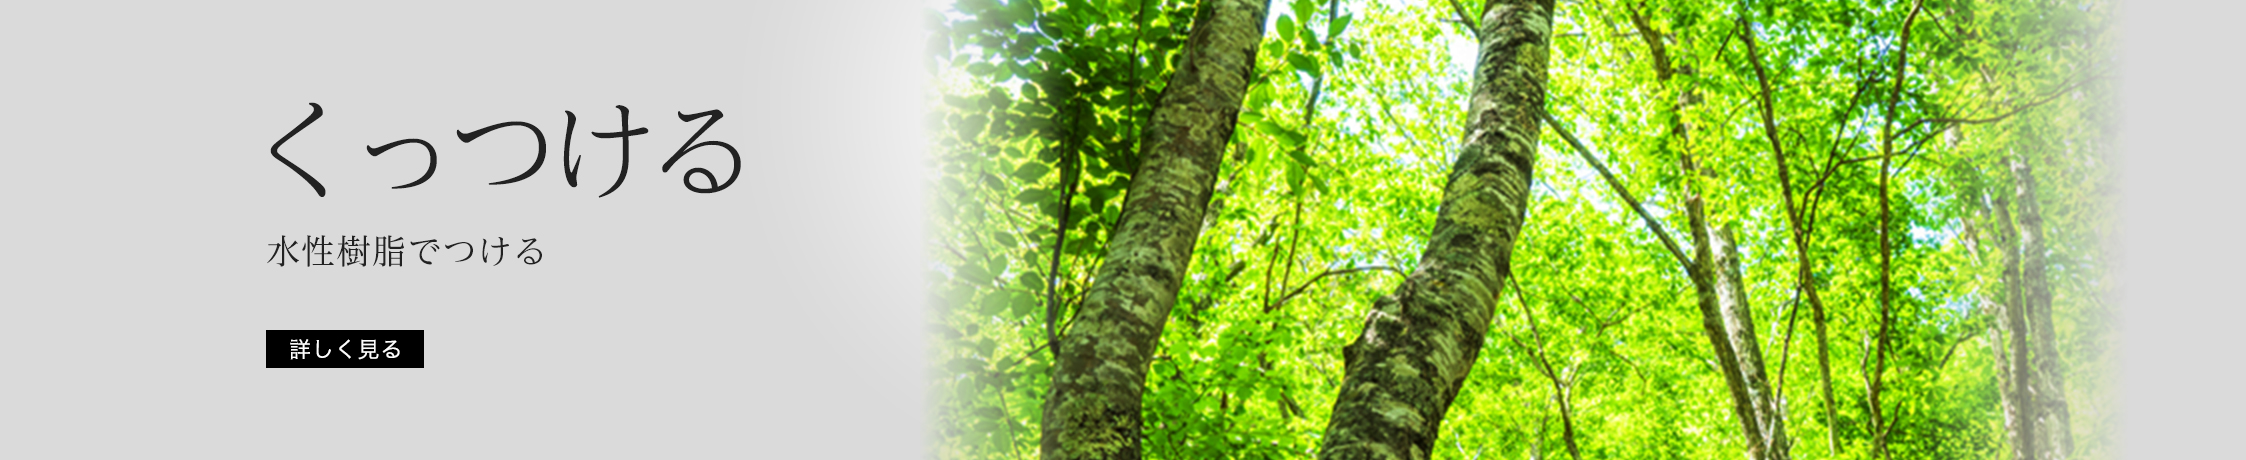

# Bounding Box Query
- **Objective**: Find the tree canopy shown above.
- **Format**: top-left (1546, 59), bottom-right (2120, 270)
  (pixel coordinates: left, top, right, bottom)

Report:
top-left (926, 0), bottom-right (2114, 458)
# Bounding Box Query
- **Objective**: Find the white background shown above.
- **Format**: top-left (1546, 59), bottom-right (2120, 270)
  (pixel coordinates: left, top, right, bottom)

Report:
top-left (1, 1), bottom-right (923, 457)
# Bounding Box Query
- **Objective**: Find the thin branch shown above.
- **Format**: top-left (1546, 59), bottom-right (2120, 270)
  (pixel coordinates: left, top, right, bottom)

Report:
top-left (974, 173), bottom-right (1060, 289)
top-left (938, 240), bottom-right (973, 265)
top-left (1887, 68), bottom-right (2108, 171)
top-left (1042, 150), bottom-right (1078, 364)
top-left (1739, 15), bottom-right (1847, 447)
top-left (1800, 55), bottom-right (1885, 239)
top-left (1898, 66), bottom-right (2107, 138)
top-left (1870, 2), bottom-right (1925, 458)
top-left (1506, 277), bottom-right (1583, 460)
top-left (1264, 265), bottom-right (1405, 313)
top-left (1540, 110), bottom-right (1696, 276)
top-left (1738, 0), bottom-right (1795, 229)
top-left (1272, 0), bottom-right (1340, 325)
top-left (1866, 303), bottom-right (1993, 447)
top-left (1274, 192), bottom-right (1308, 310)
top-left (1624, 2), bottom-right (1675, 80)
top-left (1446, 0), bottom-right (1481, 39)
top-left (1772, 292), bottom-right (1801, 395)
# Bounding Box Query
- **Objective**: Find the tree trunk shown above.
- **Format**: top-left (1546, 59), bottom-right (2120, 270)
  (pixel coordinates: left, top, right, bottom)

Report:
top-left (1681, 195), bottom-right (1790, 460)
top-left (1737, 5), bottom-right (1842, 451)
top-left (1038, 2), bottom-right (1272, 459)
top-left (1632, 6), bottom-right (1789, 459)
top-left (2011, 155), bottom-right (2073, 460)
top-left (1990, 295), bottom-right (2025, 460)
top-left (1797, 246), bottom-right (1841, 455)
top-left (1991, 181), bottom-right (2037, 460)
top-left (1314, 2), bottom-right (1552, 458)
top-left (1710, 224), bottom-right (1792, 460)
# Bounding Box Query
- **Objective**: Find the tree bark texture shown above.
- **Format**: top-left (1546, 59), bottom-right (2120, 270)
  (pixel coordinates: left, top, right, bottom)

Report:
top-left (1038, 2), bottom-right (1272, 459)
top-left (1684, 202), bottom-right (1792, 460)
top-left (1988, 294), bottom-right (2025, 460)
top-left (1314, 2), bottom-right (1552, 459)
top-left (1632, 7), bottom-right (1790, 459)
top-left (1991, 181), bottom-right (2037, 460)
top-left (1710, 224), bottom-right (1792, 460)
top-left (2011, 155), bottom-right (2072, 460)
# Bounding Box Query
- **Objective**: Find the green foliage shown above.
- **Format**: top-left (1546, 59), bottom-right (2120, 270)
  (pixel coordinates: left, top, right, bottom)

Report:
top-left (928, 0), bottom-right (2114, 459)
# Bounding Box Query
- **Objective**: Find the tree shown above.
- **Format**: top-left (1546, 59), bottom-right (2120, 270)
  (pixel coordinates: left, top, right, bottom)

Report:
top-left (1314, 1), bottom-right (1550, 458)
top-left (1036, 1), bottom-right (1274, 459)
top-left (926, 0), bottom-right (2114, 459)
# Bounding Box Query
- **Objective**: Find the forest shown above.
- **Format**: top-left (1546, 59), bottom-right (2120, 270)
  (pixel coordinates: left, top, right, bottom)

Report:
top-left (925, 0), bottom-right (2113, 459)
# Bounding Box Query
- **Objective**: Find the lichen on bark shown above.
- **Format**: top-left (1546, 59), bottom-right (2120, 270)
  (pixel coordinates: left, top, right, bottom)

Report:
top-left (1314, 2), bottom-right (1552, 459)
top-left (1037, 1), bottom-right (1274, 460)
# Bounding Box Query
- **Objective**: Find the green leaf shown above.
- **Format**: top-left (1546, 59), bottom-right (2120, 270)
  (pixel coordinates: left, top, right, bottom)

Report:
top-left (1015, 187), bottom-right (1052, 205)
top-left (985, 256), bottom-right (1009, 281)
top-left (1286, 147), bottom-right (1318, 167)
top-left (1255, 117), bottom-right (1309, 150)
top-left (1328, 14), bottom-right (1353, 40)
top-left (1245, 82), bottom-right (1274, 107)
top-left (978, 292), bottom-right (1008, 316)
top-left (1276, 127), bottom-right (1307, 149)
top-left (1256, 118), bottom-right (1289, 139)
top-left (959, 259), bottom-right (991, 284)
top-left (1009, 290), bottom-right (1039, 319)
top-left (1013, 160), bottom-right (1052, 182)
top-left (1067, 233), bottom-right (1097, 255)
top-left (1285, 161), bottom-right (1308, 195)
top-left (1085, 181), bottom-right (1113, 211)
top-left (1069, 199), bottom-right (1094, 229)
top-left (1287, 53), bottom-right (1320, 79)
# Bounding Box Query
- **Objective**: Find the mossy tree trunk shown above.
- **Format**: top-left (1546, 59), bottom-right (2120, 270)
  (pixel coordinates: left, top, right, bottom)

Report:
top-left (1314, 1), bottom-right (1552, 458)
top-left (1037, 1), bottom-right (1273, 460)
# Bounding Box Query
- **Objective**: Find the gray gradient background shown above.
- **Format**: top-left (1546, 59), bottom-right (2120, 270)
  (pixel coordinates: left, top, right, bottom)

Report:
top-left (2117, 0), bottom-right (2241, 458)
top-left (0, 1), bottom-right (923, 458)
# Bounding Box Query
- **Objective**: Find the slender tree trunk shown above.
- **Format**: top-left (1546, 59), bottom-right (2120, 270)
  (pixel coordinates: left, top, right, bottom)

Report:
top-left (1631, 6), bottom-right (1789, 459)
top-left (1682, 196), bottom-right (1791, 460)
top-left (1314, 2), bottom-right (1552, 458)
top-left (1989, 296), bottom-right (2024, 460)
top-left (2011, 155), bottom-right (2073, 460)
top-left (1869, 5), bottom-right (1922, 458)
top-left (1795, 244), bottom-right (1841, 455)
top-left (1039, 2), bottom-right (1272, 459)
top-left (1737, 5), bottom-right (1842, 452)
top-left (1711, 225), bottom-right (1792, 460)
top-left (1992, 184), bottom-right (2037, 460)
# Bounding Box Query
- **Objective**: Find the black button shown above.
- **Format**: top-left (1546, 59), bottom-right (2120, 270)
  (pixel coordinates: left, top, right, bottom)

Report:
top-left (266, 330), bottom-right (424, 368)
